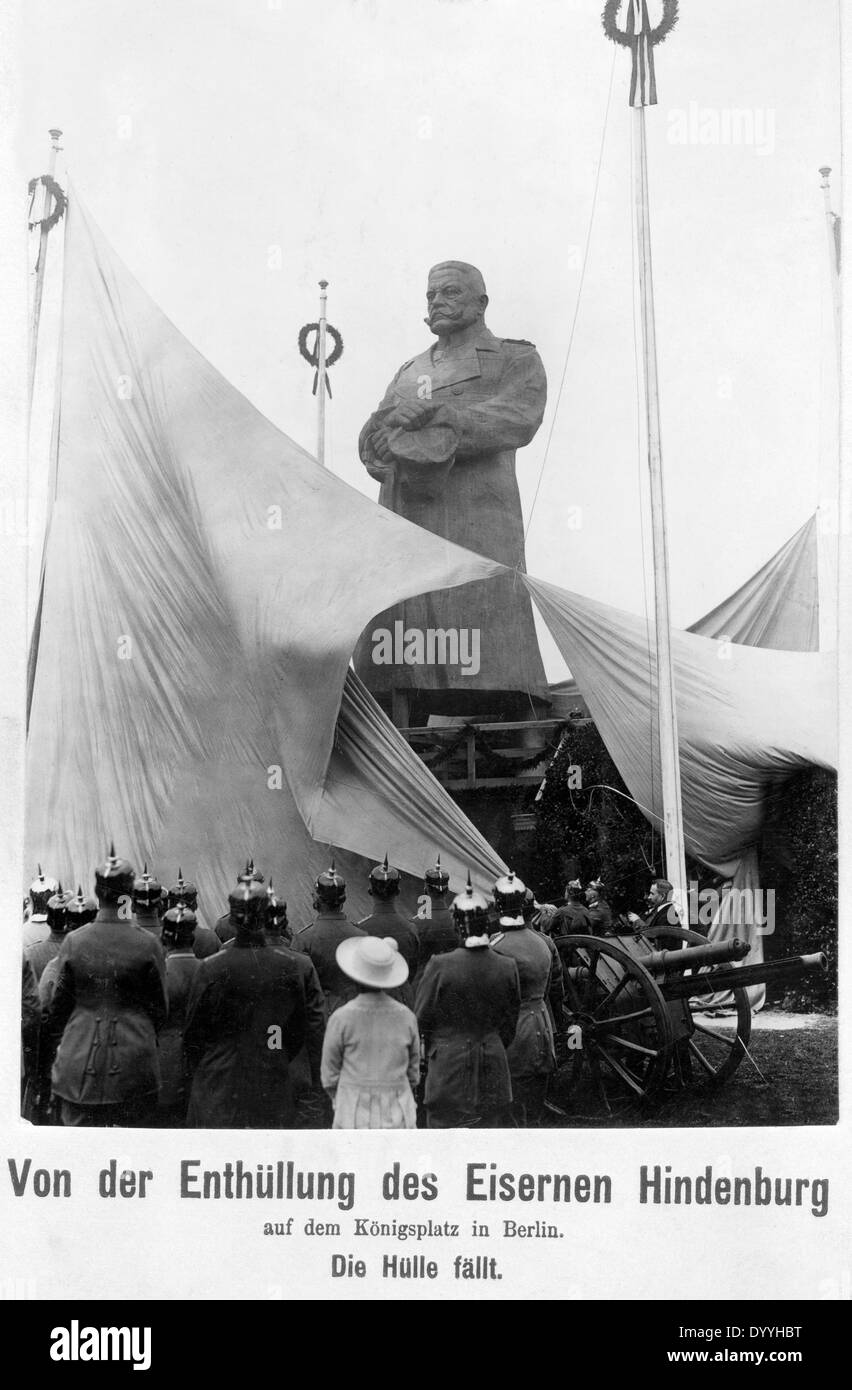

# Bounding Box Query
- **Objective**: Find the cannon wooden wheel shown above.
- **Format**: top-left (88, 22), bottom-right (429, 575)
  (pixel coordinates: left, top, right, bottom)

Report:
top-left (554, 934), bottom-right (674, 1117)
top-left (643, 924), bottom-right (752, 1086)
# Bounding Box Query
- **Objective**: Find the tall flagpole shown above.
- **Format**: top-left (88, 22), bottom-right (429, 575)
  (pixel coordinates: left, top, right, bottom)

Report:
top-left (28, 127), bottom-right (63, 423)
top-left (817, 166), bottom-right (841, 653)
top-left (316, 279), bottom-right (329, 467)
top-left (819, 167), bottom-right (841, 367)
top-left (605, 0), bottom-right (686, 907)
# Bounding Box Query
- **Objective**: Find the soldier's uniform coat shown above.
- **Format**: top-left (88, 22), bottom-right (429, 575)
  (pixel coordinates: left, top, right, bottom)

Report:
top-left (158, 948), bottom-right (202, 1116)
top-left (489, 925), bottom-right (557, 1081)
top-left (291, 910), bottom-right (366, 1017)
top-left (26, 929), bottom-right (66, 983)
top-left (184, 936), bottom-right (322, 1128)
top-left (353, 327), bottom-right (548, 706)
top-left (550, 900), bottom-right (594, 941)
top-left (415, 944), bottom-right (520, 1127)
top-left (587, 897), bottom-right (613, 937)
top-left (411, 901), bottom-right (457, 988)
top-left (47, 913), bottom-right (167, 1109)
top-left (357, 900), bottom-right (420, 1010)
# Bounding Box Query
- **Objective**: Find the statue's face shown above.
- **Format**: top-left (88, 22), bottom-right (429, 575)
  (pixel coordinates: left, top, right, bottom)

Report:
top-left (425, 270), bottom-right (486, 335)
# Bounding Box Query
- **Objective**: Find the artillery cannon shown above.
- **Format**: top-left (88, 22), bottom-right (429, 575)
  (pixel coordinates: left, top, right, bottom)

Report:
top-left (552, 924), bottom-right (827, 1118)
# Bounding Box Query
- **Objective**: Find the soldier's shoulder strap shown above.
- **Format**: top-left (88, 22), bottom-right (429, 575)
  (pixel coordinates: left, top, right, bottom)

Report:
top-left (500, 337), bottom-right (536, 349)
top-left (489, 931), bottom-right (505, 945)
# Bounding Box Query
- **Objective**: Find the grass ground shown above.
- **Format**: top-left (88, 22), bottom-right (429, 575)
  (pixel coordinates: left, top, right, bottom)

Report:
top-left (548, 1012), bottom-right (838, 1128)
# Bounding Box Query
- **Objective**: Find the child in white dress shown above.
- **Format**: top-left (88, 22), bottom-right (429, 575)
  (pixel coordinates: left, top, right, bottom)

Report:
top-left (321, 936), bottom-right (420, 1129)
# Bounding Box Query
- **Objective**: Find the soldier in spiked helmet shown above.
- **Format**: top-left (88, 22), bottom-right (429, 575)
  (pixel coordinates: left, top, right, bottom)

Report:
top-left (184, 881), bottom-right (322, 1128)
top-left (166, 868), bottom-right (220, 958)
top-left (214, 859), bottom-right (264, 945)
top-left (46, 845), bottom-right (168, 1127)
top-left (23, 865), bottom-right (59, 952)
top-left (489, 872), bottom-right (559, 1126)
top-left (411, 853), bottom-right (456, 988)
top-left (415, 871), bottom-right (520, 1128)
top-left (132, 864), bottom-right (165, 937)
top-left (38, 887), bottom-right (98, 1012)
top-left (26, 884), bottom-right (72, 983)
top-left (358, 856), bottom-right (419, 1008)
top-left (156, 906), bottom-right (202, 1126)
top-left (292, 861), bottom-right (366, 1017)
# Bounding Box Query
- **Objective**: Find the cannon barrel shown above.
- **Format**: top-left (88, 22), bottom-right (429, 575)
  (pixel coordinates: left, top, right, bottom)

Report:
top-left (661, 952), bottom-right (827, 1001)
top-left (641, 938), bottom-right (750, 977)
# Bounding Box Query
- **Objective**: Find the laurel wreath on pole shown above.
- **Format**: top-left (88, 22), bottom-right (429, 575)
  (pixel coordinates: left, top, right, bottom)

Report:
top-left (602, 0), bottom-right (679, 45)
top-left (28, 174), bottom-right (67, 232)
top-left (298, 322), bottom-right (344, 397)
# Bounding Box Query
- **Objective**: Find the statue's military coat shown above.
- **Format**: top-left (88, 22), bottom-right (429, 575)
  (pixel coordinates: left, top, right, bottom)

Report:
top-left (354, 328), bottom-right (549, 702)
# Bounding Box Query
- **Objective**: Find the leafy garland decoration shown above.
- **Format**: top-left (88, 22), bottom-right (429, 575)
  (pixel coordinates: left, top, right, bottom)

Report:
top-left (298, 322), bottom-right (344, 369)
top-left (28, 174), bottom-right (67, 233)
top-left (602, 0), bottom-right (679, 45)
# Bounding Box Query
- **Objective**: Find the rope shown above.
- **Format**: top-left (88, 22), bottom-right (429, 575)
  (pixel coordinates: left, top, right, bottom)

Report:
top-left (524, 47), bottom-right (617, 542)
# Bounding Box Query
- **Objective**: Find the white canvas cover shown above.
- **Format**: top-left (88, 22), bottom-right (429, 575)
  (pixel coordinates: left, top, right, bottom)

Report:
top-left (688, 516), bottom-right (819, 652)
top-left (25, 192), bottom-right (507, 925)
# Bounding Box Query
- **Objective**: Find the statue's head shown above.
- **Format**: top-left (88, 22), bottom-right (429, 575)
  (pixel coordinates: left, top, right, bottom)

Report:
top-left (425, 261), bottom-right (488, 337)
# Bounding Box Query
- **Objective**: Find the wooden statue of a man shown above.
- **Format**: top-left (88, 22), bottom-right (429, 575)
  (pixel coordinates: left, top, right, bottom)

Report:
top-left (354, 260), bottom-right (550, 724)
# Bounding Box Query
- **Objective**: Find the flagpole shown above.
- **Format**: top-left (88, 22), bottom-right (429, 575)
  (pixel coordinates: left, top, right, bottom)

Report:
top-left (819, 167), bottom-right (841, 366)
top-left (817, 166), bottom-right (840, 653)
top-left (316, 279), bottom-right (329, 467)
top-left (28, 127), bottom-right (63, 424)
top-left (604, 0), bottom-right (687, 904)
top-left (633, 104), bottom-right (687, 906)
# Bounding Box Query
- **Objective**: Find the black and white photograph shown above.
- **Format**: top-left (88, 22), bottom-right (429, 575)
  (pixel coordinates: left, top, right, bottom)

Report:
top-left (1, 0), bottom-right (848, 1316)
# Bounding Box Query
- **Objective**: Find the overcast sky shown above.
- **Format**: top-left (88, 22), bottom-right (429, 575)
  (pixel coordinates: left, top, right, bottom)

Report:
top-left (15, 0), bottom-right (842, 678)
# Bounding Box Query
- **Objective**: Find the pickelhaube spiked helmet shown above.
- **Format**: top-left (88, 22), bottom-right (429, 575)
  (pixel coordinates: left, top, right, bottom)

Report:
top-left (369, 854), bottom-right (400, 897)
top-left (237, 858), bottom-right (265, 886)
top-left (161, 904), bottom-right (197, 948)
top-left (167, 869), bottom-right (198, 911)
top-left (29, 865), bottom-right (59, 915)
top-left (94, 844), bottom-right (135, 900)
top-left (451, 872), bottom-right (490, 930)
top-left (424, 854), bottom-right (450, 892)
top-left (227, 880), bottom-right (268, 931)
top-left (132, 863), bottom-right (164, 912)
top-left (588, 877), bottom-right (606, 896)
top-left (314, 859), bottom-right (346, 906)
top-left (493, 871), bottom-right (526, 918)
top-left (266, 880), bottom-right (288, 932)
top-left (46, 884), bottom-right (71, 933)
top-left (522, 887), bottom-right (537, 920)
top-left (65, 885), bottom-right (98, 929)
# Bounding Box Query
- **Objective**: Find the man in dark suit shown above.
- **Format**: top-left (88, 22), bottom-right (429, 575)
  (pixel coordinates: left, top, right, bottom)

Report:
top-left (184, 882), bottom-right (323, 1128)
top-left (415, 877), bottom-right (520, 1128)
top-left (46, 847), bottom-right (168, 1127)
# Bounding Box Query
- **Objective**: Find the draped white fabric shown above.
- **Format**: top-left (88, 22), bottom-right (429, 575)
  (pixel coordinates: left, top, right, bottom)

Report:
top-left (25, 192), bottom-right (506, 923)
top-left (688, 516), bottom-right (819, 652)
top-left (522, 575), bottom-right (836, 872)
